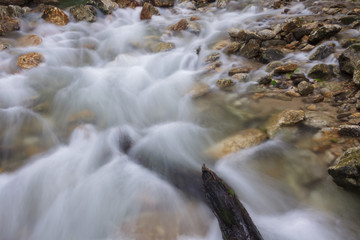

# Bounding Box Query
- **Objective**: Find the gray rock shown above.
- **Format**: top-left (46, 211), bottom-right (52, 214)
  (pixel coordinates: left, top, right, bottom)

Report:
top-left (328, 146), bottom-right (360, 191)
top-left (354, 64), bottom-right (360, 85)
top-left (216, 0), bottom-right (229, 8)
top-left (309, 43), bottom-right (335, 60)
top-left (261, 39), bottom-right (287, 48)
top-left (0, 5), bottom-right (24, 18)
top-left (87, 0), bottom-right (117, 14)
top-left (308, 24), bottom-right (342, 45)
top-left (259, 48), bottom-right (284, 63)
top-left (338, 125), bottom-right (360, 137)
top-left (239, 39), bottom-right (260, 59)
top-left (0, 0), bottom-right (29, 5)
top-left (257, 29), bottom-right (276, 40)
top-left (339, 44), bottom-right (360, 75)
top-left (308, 64), bottom-right (333, 80)
top-left (205, 52), bottom-right (220, 63)
top-left (265, 61), bottom-right (284, 72)
top-left (297, 81), bottom-right (314, 96)
top-left (150, 0), bottom-right (176, 7)
top-left (70, 5), bottom-right (97, 22)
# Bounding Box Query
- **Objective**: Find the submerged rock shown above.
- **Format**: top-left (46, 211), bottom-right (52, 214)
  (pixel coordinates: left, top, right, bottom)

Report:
top-left (17, 34), bottom-right (42, 47)
top-left (207, 129), bottom-right (267, 159)
top-left (308, 24), bottom-right (341, 45)
top-left (70, 4), bottom-right (97, 22)
top-left (216, 0), bottom-right (229, 8)
top-left (168, 19), bottom-right (188, 32)
top-left (328, 147), bottom-right (360, 191)
top-left (140, 2), bottom-right (159, 20)
top-left (266, 109), bottom-right (305, 138)
top-left (17, 52), bottom-right (44, 69)
top-left (216, 78), bottom-right (235, 90)
top-left (41, 6), bottom-right (69, 26)
top-left (87, 0), bottom-right (118, 14)
top-left (148, 41), bottom-right (175, 52)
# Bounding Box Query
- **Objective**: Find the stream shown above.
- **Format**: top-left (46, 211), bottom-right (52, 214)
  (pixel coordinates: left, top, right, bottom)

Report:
top-left (0, 1), bottom-right (360, 240)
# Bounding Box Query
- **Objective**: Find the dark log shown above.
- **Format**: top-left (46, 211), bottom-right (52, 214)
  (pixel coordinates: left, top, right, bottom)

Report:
top-left (202, 164), bottom-right (263, 240)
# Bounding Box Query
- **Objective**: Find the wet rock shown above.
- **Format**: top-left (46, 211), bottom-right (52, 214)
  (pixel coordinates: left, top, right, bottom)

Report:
top-left (228, 67), bottom-right (250, 76)
top-left (338, 125), bottom-right (360, 137)
top-left (116, 0), bottom-right (141, 8)
top-left (297, 81), bottom-right (314, 96)
top-left (259, 48), bottom-right (284, 64)
top-left (273, 63), bottom-right (297, 74)
top-left (87, 0), bottom-right (117, 14)
top-left (231, 29), bottom-right (260, 42)
top-left (293, 27), bottom-right (311, 41)
top-left (205, 52), bottom-right (220, 63)
top-left (187, 22), bottom-right (202, 34)
top-left (341, 16), bottom-right (360, 25)
top-left (188, 82), bottom-right (210, 99)
top-left (140, 2), bottom-right (159, 20)
top-left (0, 0), bottom-right (30, 5)
top-left (309, 43), bottom-right (335, 60)
top-left (306, 94), bottom-right (324, 103)
top-left (216, 78), bottom-right (235, 90)
top-left (257, 75), bottom-right (272, 85)
top-left (216, 0), bottom-right (229, 8)
top-left (168, 19), bottom-right (188, 31)
top-left (341, 39), bottom-right (360, 48)
top-left (304, 111), bottom-right (335, 129)
top-left (69, 4), bottom-right (97, 22)
top-left (232, 73), bottom-right (248, 82)
top-left (308, 63), bottom-right (333, 80)
top-left (354, 64), bottom-right (360, 85)
top-left (239, 39), bottom-right (260, 59)
top-left (149, 0), bottom-right (175, 7)
top-left (265, 61), bottom-right (284, 72)
top-left (0, 17), bottom-right (20, 36)
top-left (149, 41), bottom-right (175, 52)
top-left (0, 41), bottom-right (10, 50)
top-left (339, 44), bottom-right (360, 75)
top-left (328, 147), bottom-right (360, 191)
top-left (0, 5), bottom-right (24, 18)
top-left (282, 22), bottom-right (297, 32)
top-left (205, 60), bottom-right (221, 71)
top-left (262, 40), bottom-right (286, 48)
top-left (16, 52), bottom-right (44, 69)
top-left (257, 29), bottom-right (276, 40)
top-left (266, 109), bottom-right (305, 138)
top-left (41, 6), bottom-right (69, 26)
top-left (308, 24), bottom-right (341, 45)
top-left (207, 129), bottom-right (267, 159)
top-left (225, 42), bottom-right (242, 55)
top-left (17, 34), bottom-right (42, 47)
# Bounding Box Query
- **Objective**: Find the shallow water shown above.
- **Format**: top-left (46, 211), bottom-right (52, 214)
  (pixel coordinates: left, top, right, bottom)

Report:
top-left (0, 2), bottom-right (359, 240)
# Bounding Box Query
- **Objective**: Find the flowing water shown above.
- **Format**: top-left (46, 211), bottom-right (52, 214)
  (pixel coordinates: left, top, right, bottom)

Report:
top-left (0, 2), bottom-right (360, 240)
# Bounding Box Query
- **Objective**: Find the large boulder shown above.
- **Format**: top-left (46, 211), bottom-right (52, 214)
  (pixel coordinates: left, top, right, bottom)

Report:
top-left (339, 44), bottom-right (360, 75)
top-left (140, 2), bottom-right (159, 20)
top-left (308, 24), bottom-right (341, 45)
top-left (41, 6), bottom-right (69, 26)
top-left (87, 0), bottom-right (118, 14)
top-left (328, 147), bottom-right (360, 191)
top-left (17, 52), bottom-right (44, 69)
top-left (70, 4), bottom-right (97, 22)
top-left (207, 129), bottom-right (267, 159)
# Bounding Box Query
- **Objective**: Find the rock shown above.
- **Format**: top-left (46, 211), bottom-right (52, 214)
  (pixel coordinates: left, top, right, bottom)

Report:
top-left (149, 0), bottom-right (175, 7)
top-left (0, 5), bottom-right (24, 18)
top-left (0, 0), bottom-right (29, 5)
top-left (225, 42), bottom-right (242, 55)
top-left (297, 81), bottom-right (314, 96)
top-left (239, 39), bottom-right (260, 59)
top-left (41, 6), bottom-right (69, 26)
top-left (308, 24), bottom-right (342, 45)
top-left (188, 82), bottom-right (210, 99)
top-left (232, 73), bottom-right (248, 82)
top-left (16, 52), bottom-right (44, 69)
top-left (207, 129), bottom-right (267, 159)
top-left (168, 19), bottom-right (188, 32)
top-left (228, 67), bottom-right (250, 76)
top-left (259, 48), bottom-right (284, 64)
top-left (273, 63), bottom-right (297, 74)
top-left (216, 78), bottom-right (235, 90)
top-left (17, 34), bottom-right (42, 47)
top-left (309, 43), bottom-right (335, 60)
top-left (338, 125), bottom-right (360, 137)
top-left (282, 22), bottom-right (297, 32)
top-left (216, 0), bottom-right (229, 8)
top-left (328, 147), bottom-right (360, 191)
top-left (69, 4), bottom-right (97, 22)
top-left (0, 41), bottom-right (10, 50)
top-left (257, 75), bottom-right (272, 85)
top-left (230, 29), bottom-right (259, 42)
top-left (205, 60), bottom-right (221, 71)
top-left (304, 111), bottom-right (335, 129)
top-left (257, 29), bottom-right (276, 40)
top-left (308, 63), bottom-right (333, 80)
top-left (205, 52), bottom-right (220, 63)
top-left (149, 41), bottom-right (175, 52)
top-left (293, 27), bottom-right (311, 41)
top-left (339, 44), bottom-right (360, 75)
top-left (354, 64), bottom-right (360, 85)
top-left (116, 0), bottom-right (141, 8)
top-left (140, 2), bottom-right (159, 20)
top-left (261, 40), bottom-right (286, 48)
top-left (341, 16), bottom-right (360, 25)
top-left (0, 17), bottom-right (20, 36)
top-left (265, 61), bottom-right (284, 72)
top-left (187, 22), bottom-right (202, 34)
top-left (87, 0), bottom-right (117, 14)
top-left (341, 39), bottom-right (360, 48)
top-left (266, 109), bottom-right (305, 138)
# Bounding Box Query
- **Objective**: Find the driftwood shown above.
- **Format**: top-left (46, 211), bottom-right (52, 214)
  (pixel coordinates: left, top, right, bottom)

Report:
top-left (202, 164), bottom-right (263, 240)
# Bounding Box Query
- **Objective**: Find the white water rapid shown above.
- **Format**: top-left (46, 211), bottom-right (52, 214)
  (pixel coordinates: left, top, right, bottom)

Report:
top-left (0, 2), bottom-right (359, 240)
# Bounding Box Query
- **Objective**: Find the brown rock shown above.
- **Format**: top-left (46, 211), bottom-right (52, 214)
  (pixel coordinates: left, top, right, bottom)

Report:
top-left (216, 78), bottom-right (235, 90)
top-left (266, 109), bottom-right (305, 138)
top-left (116, 0), bottom-right (141, 8)
top-left (0, 17), bottom-right (20, 36)
top-left (41, 6), bottom-right (69, 26)
top-left (274, 63), bottom-right (297, 74)
top-left (207, 129), bottom-right (267, 159)
top-left (149, 0), bottom-right (175, 7)
top-left (17, 52), bottom-right (44, 69)
top-left (140, 2), bottom-right (159, 20)
top-left (168, 19), bottom-right (188, 32)
top-left (228, 67), bottom-right (251, 76)
top-left (17, 34), bottom-right (42, 47)
top-left (190, 16), bottom-right (200, 21)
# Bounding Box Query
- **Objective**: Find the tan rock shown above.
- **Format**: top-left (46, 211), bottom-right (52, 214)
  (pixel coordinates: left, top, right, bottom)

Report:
top-left (140, 2), bottom-right (159, 20)
top-left (274, 63), bottom-right (297, 74)
top-left (168, 19), bottom-right (188, 32)
top-left (266, 109), bottom-right (305, 138)
top-left (68, 110), bottom-right (95, 124)
top-left (149, 41), bottom-right (175, 52)
top-left (41, 6), bottom-right (69, 26)
top-left (190, 16), bottom-right (200, 21)
top-left (216, 78), bottom-right (235, 90)
top-left (212, 40), bottom-right (229, 50)
top-left (188, 82), bottom-right (210, 99)
top-left (17, 52), bottom-right (44, 69)
top-left (207, 129), bottom-right (267, 159)
top-left (17, 34), bottom-right (42, 47)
